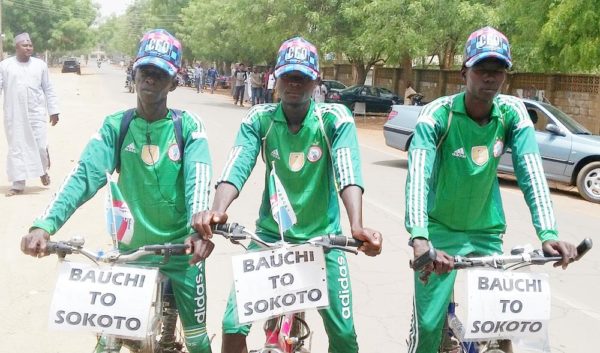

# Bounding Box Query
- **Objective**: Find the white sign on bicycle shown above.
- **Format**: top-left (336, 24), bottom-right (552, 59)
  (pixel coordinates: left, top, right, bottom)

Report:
top-left (232, 244), bottom-right (329, 323)
top-left (49, 262), bottom-right (159, 339)
top-left (464, 269), bottom-right (551, 341)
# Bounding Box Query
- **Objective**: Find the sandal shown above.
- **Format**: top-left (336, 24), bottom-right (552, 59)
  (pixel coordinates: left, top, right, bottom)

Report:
top-left (41, 174), bottom-right (51, 186)
top-left (5, 189), bottom-right (24, 197)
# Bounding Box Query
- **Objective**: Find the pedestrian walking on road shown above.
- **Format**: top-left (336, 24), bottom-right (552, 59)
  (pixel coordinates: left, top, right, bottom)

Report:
top-left (233, 63), bottom-right (247, 107)
top-left (0, 32), bottom-right (59, 197)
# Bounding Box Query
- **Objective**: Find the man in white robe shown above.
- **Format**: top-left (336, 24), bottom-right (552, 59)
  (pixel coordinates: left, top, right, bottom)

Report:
top-left (0, 32), bottom-right (59, 196)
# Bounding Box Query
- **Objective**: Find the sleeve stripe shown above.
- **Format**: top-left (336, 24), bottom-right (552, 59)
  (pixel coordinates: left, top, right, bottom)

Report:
top-left (336, 147), bottom-right (355, 188)
top-left (524, 154), bottom-right (555, 230)
top-left (531, 153), bottom-right (556, 228)
top-left (408, 149), bottom-right (427, 227)
top-left (218, 146), bottom-right (242, 183)
top-left (192, 162), bottom-right (211, 214)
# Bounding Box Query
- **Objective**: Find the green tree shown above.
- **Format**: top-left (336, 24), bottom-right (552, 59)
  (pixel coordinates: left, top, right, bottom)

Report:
top-left (3, 0), bottom-right (98, 54)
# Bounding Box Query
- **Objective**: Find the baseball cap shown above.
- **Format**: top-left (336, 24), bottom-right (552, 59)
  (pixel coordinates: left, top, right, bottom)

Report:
top-left (463, 26), bottom-right (512, 69)
top-left (133, 29), bottom-right (182, 77)
top-left (274, 37), bottom-right (319, 81)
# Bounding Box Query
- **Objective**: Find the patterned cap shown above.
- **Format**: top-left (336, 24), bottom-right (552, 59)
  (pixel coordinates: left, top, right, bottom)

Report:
top-left (464, 26), bottom-right (512, 69)
top-left (133, 29), bottom-right (182, 77)
top-left (274, 37), bottom-right (319, 81)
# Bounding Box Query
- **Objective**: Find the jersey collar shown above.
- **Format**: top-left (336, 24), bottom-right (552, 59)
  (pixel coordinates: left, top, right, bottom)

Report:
top-left (273, 99), bottom-right (316, 124)
top-left (452, 92), bottom-right (502, 120)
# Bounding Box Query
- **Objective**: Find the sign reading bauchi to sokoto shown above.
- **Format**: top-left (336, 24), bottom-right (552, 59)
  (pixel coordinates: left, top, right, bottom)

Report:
top-left (49, 262), bottom-right (159, 338)
top-left (464, 269), bottom-right (551, 341)
top-left (232, 244), bottom-right (328, 323)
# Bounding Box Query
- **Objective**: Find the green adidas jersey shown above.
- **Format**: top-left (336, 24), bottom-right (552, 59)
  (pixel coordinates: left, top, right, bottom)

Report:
top-left (218, 101), bottom-right (363, 241)
top-left (33, 109), bottom-right (212, 251)
top-left (405, 93), bottom-right (558, 242)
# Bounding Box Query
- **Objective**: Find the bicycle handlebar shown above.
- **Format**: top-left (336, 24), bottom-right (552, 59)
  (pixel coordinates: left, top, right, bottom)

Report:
top-left (411, 238), bottom-right (593, 271)
top-left (46, 239), bottom-right (189, 264)
top-left (212, 222), bottom-right (364, 253)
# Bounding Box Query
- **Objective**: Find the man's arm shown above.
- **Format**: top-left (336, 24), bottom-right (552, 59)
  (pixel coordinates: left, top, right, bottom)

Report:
top-left (40, 61), bottom-right (60, 117)
top-left (503, 97), bottom-right (576, 268)
top-left (339, 185), bottom-right (382, 256)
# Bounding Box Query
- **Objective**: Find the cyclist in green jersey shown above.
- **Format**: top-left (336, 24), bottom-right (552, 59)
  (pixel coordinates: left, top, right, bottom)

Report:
top-left (405, 26), bottom-right (578, 353)
top-left (20, 29), bottom-right (215, 353)
top-left (187, 37), bottom-right (383, 353)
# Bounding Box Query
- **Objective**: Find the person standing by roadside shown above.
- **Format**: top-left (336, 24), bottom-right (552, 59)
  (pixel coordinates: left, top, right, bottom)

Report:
top-left (249, 66), bottom-right (262, 105)
top-left (206, 65), bottom-right (219, 93)
top-left (233, 63), bottom-right (247, 107)
top-left (194, 62), bottom-right (204, 93)
top-left (312, 77), bottom-right (328, 103)
top-left (265, 68), bottom-right (276, 103)
top-left (0, 32), bottom-right (59, 197)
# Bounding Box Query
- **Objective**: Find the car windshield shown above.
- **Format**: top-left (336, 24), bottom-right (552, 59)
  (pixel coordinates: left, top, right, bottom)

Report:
top-left (539, 102), bottom-right (592, 135)
top-left (64, 60), bottom-right (77, 64)
top-left (378, 87), bottom-right (395, 98)
top-left (342, 85), bottom-right (361, 94)
top-left (328, 81), bottom-right (346, 90)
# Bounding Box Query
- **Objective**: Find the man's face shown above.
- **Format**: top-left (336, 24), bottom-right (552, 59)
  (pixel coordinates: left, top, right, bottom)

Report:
top-left (462, 58), bottom-right (507, 102)
top-left (276, 72), bottom-right (316, 106)
top-left (135, 65), bottom-right (177, 104)
top-left (15, 40), bottom-right (34, 60)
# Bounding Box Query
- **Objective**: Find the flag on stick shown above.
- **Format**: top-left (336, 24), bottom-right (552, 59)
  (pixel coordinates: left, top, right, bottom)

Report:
top-left (105, 173), bottom-right (134, 246)
top-left (268, 163), bottom-right (297, 240)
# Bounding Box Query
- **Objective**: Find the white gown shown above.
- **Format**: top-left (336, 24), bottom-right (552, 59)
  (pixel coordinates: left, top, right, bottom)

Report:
top-left (0, 56), bottom-right (59, 183)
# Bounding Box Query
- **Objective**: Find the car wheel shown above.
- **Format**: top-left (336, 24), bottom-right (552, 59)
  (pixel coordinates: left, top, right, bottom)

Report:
top-left (576, 161), bottom-right (600, 203)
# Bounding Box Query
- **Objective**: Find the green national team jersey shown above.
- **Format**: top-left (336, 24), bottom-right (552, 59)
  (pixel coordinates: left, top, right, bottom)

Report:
top-left (218, 101), bottom-right (363, 241)
top-left (32, 109), bottom-right (212, 251)
top-left (405, 93), bottom-right (558, 242)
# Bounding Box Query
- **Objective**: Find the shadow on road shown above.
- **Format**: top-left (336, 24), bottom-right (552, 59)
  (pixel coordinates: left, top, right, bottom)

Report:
top-left (0, 185), bottom-right (48, 196)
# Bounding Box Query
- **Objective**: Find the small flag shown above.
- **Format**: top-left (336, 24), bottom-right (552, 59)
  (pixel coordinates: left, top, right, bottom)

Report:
top-left (268, 164), bottom-right (297, 236)
top-left (105, 173), bottom-right (134, 245)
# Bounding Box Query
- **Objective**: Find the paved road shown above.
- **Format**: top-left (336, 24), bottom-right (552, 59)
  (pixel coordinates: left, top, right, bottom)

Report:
top-left (1, 64), bottom-right (598, 352)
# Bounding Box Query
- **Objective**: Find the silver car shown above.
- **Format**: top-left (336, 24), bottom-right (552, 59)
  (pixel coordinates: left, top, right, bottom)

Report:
top-left (383, 99), bottom-right (600, 203)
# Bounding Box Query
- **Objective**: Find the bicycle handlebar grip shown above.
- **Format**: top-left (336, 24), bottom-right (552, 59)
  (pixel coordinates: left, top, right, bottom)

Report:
top-left (168, 244), bottom-right (189, 255)
top-left (213, 222), bottom-right (241, 234)
top-left (46, 241), bottom-right (73, 255)
top-left (410, 247), bottom-right (437, 271)
top-left (328, 235), bottom-right (363, 248)
top-left (575, 238), bottom-right (593, 261)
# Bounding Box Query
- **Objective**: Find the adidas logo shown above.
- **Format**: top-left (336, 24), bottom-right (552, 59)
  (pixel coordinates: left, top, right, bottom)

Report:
top-left (452, 148), bottom-right (466, 158)
top-left (271, 149), bottom-right (280, 160)
top-left (124, 143), bottom-right (137, 153)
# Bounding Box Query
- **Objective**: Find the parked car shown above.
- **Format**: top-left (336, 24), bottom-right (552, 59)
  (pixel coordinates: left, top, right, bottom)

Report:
top-left (383, 98), bottom-right (600, 203)
top-left (326, 85), bottom-right (400, 113)
top-left (61, 59), bottom-right (81, 75)
top-left (322, 80), bottom-right (347, 94)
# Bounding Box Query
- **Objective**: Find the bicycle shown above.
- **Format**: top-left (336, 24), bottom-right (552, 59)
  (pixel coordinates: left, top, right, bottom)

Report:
top-left (211, 222), bottom-right (363, 353)
top-left (46, 237), bottom-right (191, 353)
top-left (411, 238), bottom-right (593, 353)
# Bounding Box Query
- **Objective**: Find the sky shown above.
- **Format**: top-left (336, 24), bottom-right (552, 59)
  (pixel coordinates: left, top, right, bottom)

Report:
top-left (97, 0), bottom-right (134, 17)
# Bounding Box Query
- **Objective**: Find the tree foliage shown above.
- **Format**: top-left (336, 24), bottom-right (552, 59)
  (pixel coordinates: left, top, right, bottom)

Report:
top-left (3, 0), bottom-right (97, 54)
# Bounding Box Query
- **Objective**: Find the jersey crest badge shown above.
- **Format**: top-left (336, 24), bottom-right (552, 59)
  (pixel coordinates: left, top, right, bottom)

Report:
top-left (307, 146), bottom-right (322, 162)
top-left (471, 146), bottom-right (489, 166)
top-left (493, 140), bottom-right (504, 158)
top-left (289, 152), bottom-right (305, 172)
top-left (168, 143), bottom-right (181, 162)
top-left (271, 149), bottom-right (280, 160)
top-left (141, 145), bottom-right (160, 165)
